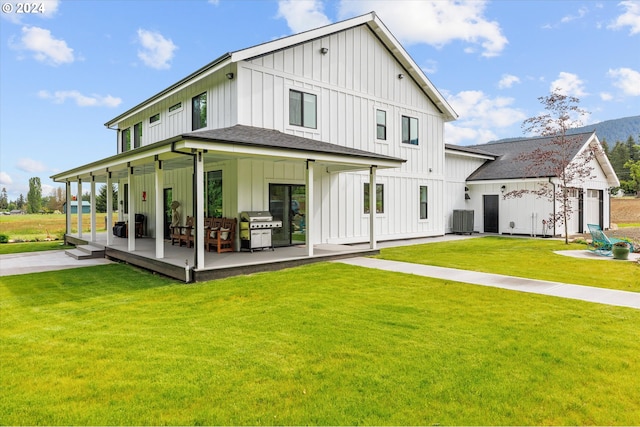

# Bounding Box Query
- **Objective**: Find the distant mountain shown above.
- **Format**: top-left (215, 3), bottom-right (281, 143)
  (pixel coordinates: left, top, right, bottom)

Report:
top-left (490, 115), bottom-right (640, 145)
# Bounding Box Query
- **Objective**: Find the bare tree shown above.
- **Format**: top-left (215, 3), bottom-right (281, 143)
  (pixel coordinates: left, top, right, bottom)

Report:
top-left (505, 88), bottom-right (600, 244)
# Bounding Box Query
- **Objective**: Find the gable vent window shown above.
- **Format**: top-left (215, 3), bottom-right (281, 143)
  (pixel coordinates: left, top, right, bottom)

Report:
top-left (192, 92), bottom-right (207, 130)
top-left (402, 115), bottom-right (419, 145)
top-left (289, 89), bottom-right (317, 129)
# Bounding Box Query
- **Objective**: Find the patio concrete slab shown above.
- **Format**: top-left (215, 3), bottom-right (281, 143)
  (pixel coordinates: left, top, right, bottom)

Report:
top-left (0, 250), bottom-right (113, 277)
top-left (335, 257), bottom-right (640, 310)
top-left (555, 250), bottom-right (640, 262)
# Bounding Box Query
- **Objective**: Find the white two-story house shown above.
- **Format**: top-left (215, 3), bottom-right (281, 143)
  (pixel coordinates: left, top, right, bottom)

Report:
top-left (52, 12), bottom-right (458, 278)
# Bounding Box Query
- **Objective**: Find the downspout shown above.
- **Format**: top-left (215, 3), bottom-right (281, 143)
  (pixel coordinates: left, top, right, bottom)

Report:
top-left (172, 142), bottom-right (198, 282)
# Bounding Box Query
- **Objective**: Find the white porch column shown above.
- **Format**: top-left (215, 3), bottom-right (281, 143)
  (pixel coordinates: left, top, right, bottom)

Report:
top-left (306, 160), bottom-right (314, 257)
top-left (127, 166), bottom-right (135, 252)
top-left (155, 159), bottom-right (164, 259)
top-left (195, 151), bottom-right (205, 269)
top-left (65, 181), bottom-right (71, 240)
top-left (90, 176), bottom-right (97, 243)
top-left (106, 172), bottom-right (113, 246)
top-left (369, 166), bottom-right (377, 250)
top-left (77, 180), bottom-right (83, 239)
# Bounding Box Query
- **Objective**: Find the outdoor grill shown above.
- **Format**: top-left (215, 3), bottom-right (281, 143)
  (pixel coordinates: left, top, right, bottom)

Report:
top-left (239, 211), bottom-right (283, 252)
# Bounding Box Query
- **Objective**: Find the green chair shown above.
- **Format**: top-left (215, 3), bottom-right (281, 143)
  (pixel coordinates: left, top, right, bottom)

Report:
top-left (587, 224), bottom-right (634, 256)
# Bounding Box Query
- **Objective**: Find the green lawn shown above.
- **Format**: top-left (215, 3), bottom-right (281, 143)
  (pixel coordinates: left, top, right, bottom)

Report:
top-left (378, 236), bottom-right (640, 293)
top-left (0, 241), bottom-right (73, 254)
top-left (1, 262), bottom-right (639, 425)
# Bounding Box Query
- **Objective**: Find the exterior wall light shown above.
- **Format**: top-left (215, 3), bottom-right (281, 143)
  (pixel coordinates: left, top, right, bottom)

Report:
top-left (320, 47), bottom-right (329, 54)
top-left (398, 73), bottom-right (404, 79)
top-left (226, 72), bottom-right (234, 80)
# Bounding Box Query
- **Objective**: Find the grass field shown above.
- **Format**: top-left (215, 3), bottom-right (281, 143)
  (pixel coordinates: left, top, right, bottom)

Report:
top-left (1, 262), bottom-right (639, 425)
top-left (0, 213), bottom-right (117, 241)
top-left (378, 237), bottom-right (640, 293)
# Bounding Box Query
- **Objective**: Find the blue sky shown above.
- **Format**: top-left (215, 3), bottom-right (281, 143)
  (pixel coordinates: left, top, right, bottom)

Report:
top-left (1, 0), bottom-right (639, 201)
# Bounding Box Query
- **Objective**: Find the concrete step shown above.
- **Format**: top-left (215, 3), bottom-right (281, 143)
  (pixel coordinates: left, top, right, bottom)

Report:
top-left (65, 244), bottom-right (105, 260)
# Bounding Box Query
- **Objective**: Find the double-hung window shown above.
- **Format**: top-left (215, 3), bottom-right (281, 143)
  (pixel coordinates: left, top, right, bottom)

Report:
top-left (376, 109), bottom-right (387, 141)
top-left (363, 183), bottom-right (384, 214)
top-left (402, 115), bottom-right (419, 145)
top-left (192, 92), bottom-right (207, 130)
top-left (133, 122), bottom-right (142, 148)
top-left (419, 186), bottom-right (428, 219)
top-left (289, 89), bottom-right (317, 129)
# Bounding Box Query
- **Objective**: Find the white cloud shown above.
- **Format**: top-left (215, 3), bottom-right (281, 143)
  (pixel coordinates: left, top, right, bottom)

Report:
top-left (136, 29), bottom-right (177, 70)
top-left (560, 6), bottom-right (588, 23)
top-left (607, 67), bottom-right (640, 96)
top-left (444, 90), bottom-right (526, 144)
top-left (38, 90), bottom-right (122, 107)
top-left (277, 0), bottom-right (331, 33)
top-left (13, 26), bottom-right (74, 66)
top-left (0, 172), bottom-right (13, 185)
top-left (17, 158), bottom-right (47, 173)
top-left (608, 1), bottom-right (640, 35)
top-left (498, 74), bottom-right (520, 89)
top-left (208, 0), bottom-right (220, 5)
top-left (600, 92), bottom-right (614, 101)
top-left (550, 72), bottom-right (587, 97)
top-left (338, 0), bottom-right (508, 57)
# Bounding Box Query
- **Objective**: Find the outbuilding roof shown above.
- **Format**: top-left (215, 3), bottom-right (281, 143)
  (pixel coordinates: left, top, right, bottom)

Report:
top-left (465, 131), bottom-right (611, 182)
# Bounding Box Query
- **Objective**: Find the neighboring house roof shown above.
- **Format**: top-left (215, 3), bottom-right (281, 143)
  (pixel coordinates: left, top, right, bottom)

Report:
top-left (466, 131), bottom-right (618, 186)
top-left (104, 12), bottom-right (457, 128)
top-left (182, 125), bottom-right (405, 163)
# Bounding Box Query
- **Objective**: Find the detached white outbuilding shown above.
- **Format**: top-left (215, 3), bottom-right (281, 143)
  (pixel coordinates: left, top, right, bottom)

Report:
top-left (445, 132), bottom-right (619, 237)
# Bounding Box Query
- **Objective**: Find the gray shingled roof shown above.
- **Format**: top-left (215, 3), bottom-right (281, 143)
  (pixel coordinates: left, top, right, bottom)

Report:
top-left (466, 132), bottom-right (594, 181)
top-left (182, 124), bottom-right (405, 163)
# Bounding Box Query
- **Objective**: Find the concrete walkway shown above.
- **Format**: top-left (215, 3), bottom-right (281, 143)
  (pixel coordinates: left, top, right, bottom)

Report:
top-left (336, 257), bottom-right (640, 310)
top-left (0, 251), bottom-right (112, 277)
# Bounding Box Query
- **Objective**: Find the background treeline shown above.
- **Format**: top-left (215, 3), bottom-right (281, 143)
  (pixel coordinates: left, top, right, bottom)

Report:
top-left (601, 134), bottom-right (640, 196)
top-left (0, 184), bottom-right (118, 214)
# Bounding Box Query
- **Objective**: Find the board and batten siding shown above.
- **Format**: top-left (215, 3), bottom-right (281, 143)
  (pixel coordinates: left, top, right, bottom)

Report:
top-left (236, 24), bottom-right (448, 241)
top-left (444, 153), bottom-right (487, 233)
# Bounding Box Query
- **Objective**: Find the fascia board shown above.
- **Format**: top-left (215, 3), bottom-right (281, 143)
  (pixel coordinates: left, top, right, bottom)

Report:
top-left (178, 139), bottom-right (403, 169)
top-left (445, 148), bottom-right (495, 161)
top-left (467, 177), bottom-right (550, 185)
top-left (104, 55), bottom-right (232, 128)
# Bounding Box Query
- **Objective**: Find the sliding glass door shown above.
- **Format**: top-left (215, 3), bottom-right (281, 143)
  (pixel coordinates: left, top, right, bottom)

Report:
top-left (269, 184), bottom-right (305, 247)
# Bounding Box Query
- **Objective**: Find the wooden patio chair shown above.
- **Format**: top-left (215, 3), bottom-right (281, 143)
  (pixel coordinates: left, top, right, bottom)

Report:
top-left (178, 216), bottom-right (195, 248)
top-left (587, 223), bottom-right (634, 256)
top-left (207, 217), bottom-right (236, 253)
top-left (205, 217), bottom-right (223, 252)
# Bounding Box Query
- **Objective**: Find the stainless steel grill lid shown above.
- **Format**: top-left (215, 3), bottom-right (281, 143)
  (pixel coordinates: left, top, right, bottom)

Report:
top-left (240, 211), bottom-right (273, 222)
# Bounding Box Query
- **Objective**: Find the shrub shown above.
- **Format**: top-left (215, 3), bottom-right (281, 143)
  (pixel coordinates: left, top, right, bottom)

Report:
top-left (0, 234), bottom-right (8, 243)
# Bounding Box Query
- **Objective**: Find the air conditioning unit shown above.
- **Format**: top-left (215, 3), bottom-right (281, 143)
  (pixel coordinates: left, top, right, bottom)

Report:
top-left (452, 210), bottom-right (474, 234)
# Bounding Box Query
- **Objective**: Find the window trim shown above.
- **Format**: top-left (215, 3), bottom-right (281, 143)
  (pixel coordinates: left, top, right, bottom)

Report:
top-left (375, 108), bottom-right (387, 142)
top-left (288, 88), bottom-right (318, 130)
top-left (401, 115), bottom-right (419, 145)
top-left (169, 102), bottom-right (182, 114)
top-left (133, 122), bottom-right (142, 149)
top-left (121, 128), bottom-right (131, 153)
top-left (149, 113), bottom-right (161, 125)
top-left (363, 182), bottom-right (384, 215)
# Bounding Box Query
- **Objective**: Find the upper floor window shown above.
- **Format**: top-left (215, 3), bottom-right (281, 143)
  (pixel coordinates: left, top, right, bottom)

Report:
top-left (149, 113), bottom-right (160, 124)
top-left (169, 102), bottom-right (182, 113)
top-left (133, 122), bottom-right (142, 148)
top-left (420, 186), bottom-right (428, 219)
top-left (363, 183), bottom-right (384, 214)
top-left (121, 128), bottom-right (131, 152)
top-left (376, 110), bottom-right (387, 141)
top-left (402, 115), bottom-right (419, 145)
top-left (289, 89), bottom-right (316, 129)
top-left (192, 92), bottom-right (207, 130)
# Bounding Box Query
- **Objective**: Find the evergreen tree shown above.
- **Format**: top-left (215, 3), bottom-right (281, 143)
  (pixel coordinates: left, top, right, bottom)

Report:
top-left (26, 177), bottom-right (42, 213)
top-left (16, 194), bottom-right (25, 210)
top-left (0, 187), bottom-right (8, 210)
top-left (96, 184), bottom-right (118, 213)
